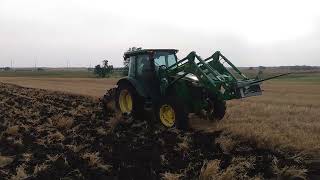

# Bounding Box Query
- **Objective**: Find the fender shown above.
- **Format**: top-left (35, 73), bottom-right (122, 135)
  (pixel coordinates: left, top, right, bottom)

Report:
top-left (116, 77), bottom-right (147, 98)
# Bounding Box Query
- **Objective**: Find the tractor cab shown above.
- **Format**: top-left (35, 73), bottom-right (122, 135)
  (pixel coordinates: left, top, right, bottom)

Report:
top-left (123, 49), bottom-right (178, 101)
top-left (124, 49), bottom-right (178, 78)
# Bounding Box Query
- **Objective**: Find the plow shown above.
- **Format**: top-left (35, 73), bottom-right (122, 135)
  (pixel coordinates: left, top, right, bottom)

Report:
top-left (103, 49), bottom-right (289, 129)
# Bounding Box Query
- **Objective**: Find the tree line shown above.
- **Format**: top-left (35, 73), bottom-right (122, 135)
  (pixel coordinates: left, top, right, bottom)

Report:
top-left (93, 60), bottom-right (113, 78)
top-left (93, 47), bottom-right (140, 78)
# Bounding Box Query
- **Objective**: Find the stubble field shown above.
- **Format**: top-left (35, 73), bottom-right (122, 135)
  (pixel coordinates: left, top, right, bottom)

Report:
top-left (1, 77), bottom-right (319, 156)
top-left (0, 75), bottom-right (319, 179)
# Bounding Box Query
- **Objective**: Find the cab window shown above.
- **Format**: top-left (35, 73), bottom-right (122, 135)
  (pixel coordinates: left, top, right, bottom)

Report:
top-left (128, 57), bottom-right (135, 76)
top-left (136, 54), bottom-right (151, 76)
top-left (154, 52), bottom-right (177, 68)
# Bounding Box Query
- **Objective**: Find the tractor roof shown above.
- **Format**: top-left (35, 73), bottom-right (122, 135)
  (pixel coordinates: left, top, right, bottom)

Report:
top-left (124, 49), bottom-right (178, 58)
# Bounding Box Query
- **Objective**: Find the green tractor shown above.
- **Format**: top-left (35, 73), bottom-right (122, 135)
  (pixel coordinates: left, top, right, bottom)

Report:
top-left (103, 49), bottom-right (288, 129)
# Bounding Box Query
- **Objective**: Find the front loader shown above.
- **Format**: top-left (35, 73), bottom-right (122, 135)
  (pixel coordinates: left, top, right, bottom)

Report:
top-left (103, 49), bottom-right (288, 129)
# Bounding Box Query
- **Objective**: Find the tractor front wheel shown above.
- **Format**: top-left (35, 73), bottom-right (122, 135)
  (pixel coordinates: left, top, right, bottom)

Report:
top-left (207, 98), bottom-right (226, 121)
top-left (157, 97), bottom-right (189, 130)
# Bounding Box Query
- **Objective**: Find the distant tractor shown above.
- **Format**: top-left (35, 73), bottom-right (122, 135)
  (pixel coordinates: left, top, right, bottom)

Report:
top-left (103, 49), bottom-right (288, 129)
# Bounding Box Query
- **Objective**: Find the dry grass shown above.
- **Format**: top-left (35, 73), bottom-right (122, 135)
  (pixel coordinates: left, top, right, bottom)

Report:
top-left (199, 160), bottom-right (221, 180)
top-left (33, 163), bottom-right (48, 175)
top-left (161, 172), bottom-right (184, 180)
top-left (47, 131), bottom-right (65, 142)
top-left (217, 82), bottom-right (320, 156)
top-left (0, 155), bottom-right (14, 168)
top-left (191, 81), bottom-right (320, 157)
top-left (81, 151), bottom-right (112, 170)
top-left (50, 115), bottom-right (74, 129)
top-left (106, 112), bottom-right (124, 132)
top-left (0, 77), bottom-right (118, 97)
top-left (175, 135), bottom-right (191, 152)
top-left (272, 157), bottom-right (308, 180)
top-left (216, 135), bottom-right (238, 154)
top-left (82, 152), bottom-right (101, 166)
top-left (10, 165), bottom-right (28, 180)
top-left (200, 157), bottom-right (265, 180)
top-left (65, 144), bottom-right (85, 153)
top-left (5, 125), bottom-right (19, 136)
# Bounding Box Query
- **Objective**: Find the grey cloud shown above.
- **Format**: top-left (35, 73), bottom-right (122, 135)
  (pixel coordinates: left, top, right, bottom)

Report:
top-left (0, 9), bottom-right (320, 67)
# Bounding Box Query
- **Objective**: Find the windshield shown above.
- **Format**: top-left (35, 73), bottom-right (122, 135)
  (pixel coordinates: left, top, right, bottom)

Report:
top-left (154, 52), bottom-right (177, 68)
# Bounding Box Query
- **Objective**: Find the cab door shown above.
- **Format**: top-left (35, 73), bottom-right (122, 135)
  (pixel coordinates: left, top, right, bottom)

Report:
top-left (135, 54), bottom-right (159, 99)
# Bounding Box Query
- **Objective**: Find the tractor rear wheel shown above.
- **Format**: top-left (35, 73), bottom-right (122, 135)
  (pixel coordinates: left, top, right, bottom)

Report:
top-left (157, 96), bottom-right (189, 130)
top-left (115, 82), bottom-right (144, 118)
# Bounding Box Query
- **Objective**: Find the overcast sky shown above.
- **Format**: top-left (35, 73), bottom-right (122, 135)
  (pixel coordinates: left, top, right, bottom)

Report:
top-left (0, 0), bottom-right (320, 67)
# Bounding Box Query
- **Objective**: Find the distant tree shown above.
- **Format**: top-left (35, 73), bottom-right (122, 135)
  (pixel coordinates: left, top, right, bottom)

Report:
top-left (103, 60), bottom-right (113, 77)
top-left (94, 60), bottom-right (113, 78)
top-left (123, 59), bottom-right (129, 76)
top-left (122, 68), bottom-right (129, 76)
top-left (123, 57), bottom-right (130, 69)
top-left (258, 66), bottom-right (266, 70)
top-left (290, 65), bottom-right (315, 71)
top-left (248, 67), bottom-right (254, 70)
top-left (4, 67), bottom-right (11, 71)
top-left (94, 65), bottom-right (103, 77)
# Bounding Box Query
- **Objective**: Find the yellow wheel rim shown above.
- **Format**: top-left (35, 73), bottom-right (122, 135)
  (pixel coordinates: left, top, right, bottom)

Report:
top-left (119, 89), bottom-right (133, 113)
top-left (159, 104), bottom-right (175, 127)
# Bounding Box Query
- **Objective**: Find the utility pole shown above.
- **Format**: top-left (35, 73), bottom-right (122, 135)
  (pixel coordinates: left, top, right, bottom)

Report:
top-left (66, 59), bottom-right (70, 69)
top-left (10, 59), bottom-right (14, 71)
top-left (34, 57), bottom-right (37, 71)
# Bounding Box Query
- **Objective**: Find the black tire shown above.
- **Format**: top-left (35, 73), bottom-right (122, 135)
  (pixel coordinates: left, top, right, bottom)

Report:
top-left (156, 96), bottom-right (189, 130)
top-left (213, 99), bottom-right (226, 120)
top-left (115, 82), bottom-right (144, 119)
top-left (206, 96), bottom-right (226, 121)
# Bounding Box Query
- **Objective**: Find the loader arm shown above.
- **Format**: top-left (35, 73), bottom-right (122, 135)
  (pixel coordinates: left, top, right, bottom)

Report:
top-left (160, 51), bottom-right (236, 100)
top-left (160, 51), bottom-right (288, 100)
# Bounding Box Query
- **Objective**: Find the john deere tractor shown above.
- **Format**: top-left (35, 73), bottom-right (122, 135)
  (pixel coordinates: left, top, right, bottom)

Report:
top-left (103, 49), bottom-right (288, 129)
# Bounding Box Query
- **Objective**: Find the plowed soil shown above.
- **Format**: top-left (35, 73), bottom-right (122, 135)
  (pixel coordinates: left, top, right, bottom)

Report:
top-left (0, 83), bottom-right (315, 179)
